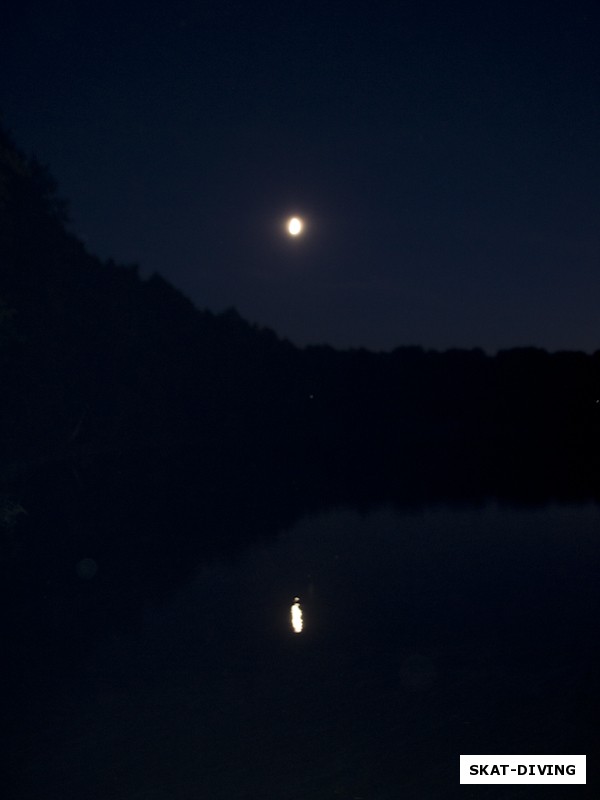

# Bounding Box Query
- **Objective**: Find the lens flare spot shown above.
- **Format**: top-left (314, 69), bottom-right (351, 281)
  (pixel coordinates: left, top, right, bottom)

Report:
top-left (76, 557), bottom-right (98, 580)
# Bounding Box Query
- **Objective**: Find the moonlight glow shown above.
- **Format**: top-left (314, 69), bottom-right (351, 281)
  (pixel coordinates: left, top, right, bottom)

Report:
top-left (287, 217), bottom-right (303, 236)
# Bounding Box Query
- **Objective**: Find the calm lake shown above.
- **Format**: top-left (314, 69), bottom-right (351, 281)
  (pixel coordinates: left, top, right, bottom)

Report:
top-left (9, 500), bottom-right (599, 799)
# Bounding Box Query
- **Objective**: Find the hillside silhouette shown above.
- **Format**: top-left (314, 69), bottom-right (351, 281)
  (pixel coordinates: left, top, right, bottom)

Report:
top-left (1, 125), bottom-right (600, 502)
top-left (2, 125), bottom-right (600, 702)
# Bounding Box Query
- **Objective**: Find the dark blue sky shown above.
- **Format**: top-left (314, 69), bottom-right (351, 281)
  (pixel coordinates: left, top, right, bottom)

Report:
top-left (3, 0), bottom-right (599, 352)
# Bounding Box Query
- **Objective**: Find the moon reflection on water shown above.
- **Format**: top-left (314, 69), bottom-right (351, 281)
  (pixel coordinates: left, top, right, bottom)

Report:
top-left (290, 596), bottom-right (303, 633)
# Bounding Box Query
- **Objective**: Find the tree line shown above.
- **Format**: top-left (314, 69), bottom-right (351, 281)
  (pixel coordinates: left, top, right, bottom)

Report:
top-left (1, 124), bottom-right (599, 497)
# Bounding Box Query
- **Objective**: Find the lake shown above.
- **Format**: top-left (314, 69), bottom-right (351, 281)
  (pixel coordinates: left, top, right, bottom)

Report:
top-left (8, 500), bottom-right (599, 798)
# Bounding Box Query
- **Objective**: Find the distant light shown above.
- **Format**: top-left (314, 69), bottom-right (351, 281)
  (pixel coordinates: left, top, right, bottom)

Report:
top-left (291, 596), bottom-right (303, 633)
top-left (287, 217), bottom-right (303, 236)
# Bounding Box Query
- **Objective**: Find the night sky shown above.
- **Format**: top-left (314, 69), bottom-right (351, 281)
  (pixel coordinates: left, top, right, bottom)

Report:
top-left (3, 0), bottom-right (599, 353)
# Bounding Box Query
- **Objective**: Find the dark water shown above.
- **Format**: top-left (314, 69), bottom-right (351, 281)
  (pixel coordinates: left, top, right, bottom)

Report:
top-left (8, 501), bottom-right (600, 798)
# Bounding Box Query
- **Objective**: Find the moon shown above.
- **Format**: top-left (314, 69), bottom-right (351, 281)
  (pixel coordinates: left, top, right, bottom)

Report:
top-left (287, 216), bottom-right (303, 236)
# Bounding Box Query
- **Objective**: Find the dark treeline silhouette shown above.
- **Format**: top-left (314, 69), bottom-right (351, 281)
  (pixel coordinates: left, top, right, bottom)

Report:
top-left (4, 125), bottom-right (600, 800)
top-left (1, 124), bottom-right (599, 504)
top-left (3, 124), bottom-right (600, 718)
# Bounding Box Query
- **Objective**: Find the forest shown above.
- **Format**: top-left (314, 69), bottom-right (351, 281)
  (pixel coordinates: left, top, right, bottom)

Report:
top-left (2, 123), bottom-right (600, 692)
top-left (1, 124), bottom-right (600, 509)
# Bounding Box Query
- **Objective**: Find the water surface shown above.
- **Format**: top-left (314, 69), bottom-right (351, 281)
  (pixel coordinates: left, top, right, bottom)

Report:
top-left (12, 501), bottom-right (599, 798)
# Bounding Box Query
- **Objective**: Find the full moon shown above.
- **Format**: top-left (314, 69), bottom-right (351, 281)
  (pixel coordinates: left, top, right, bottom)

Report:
top-left (287, 216), bottom-right (303, 236)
